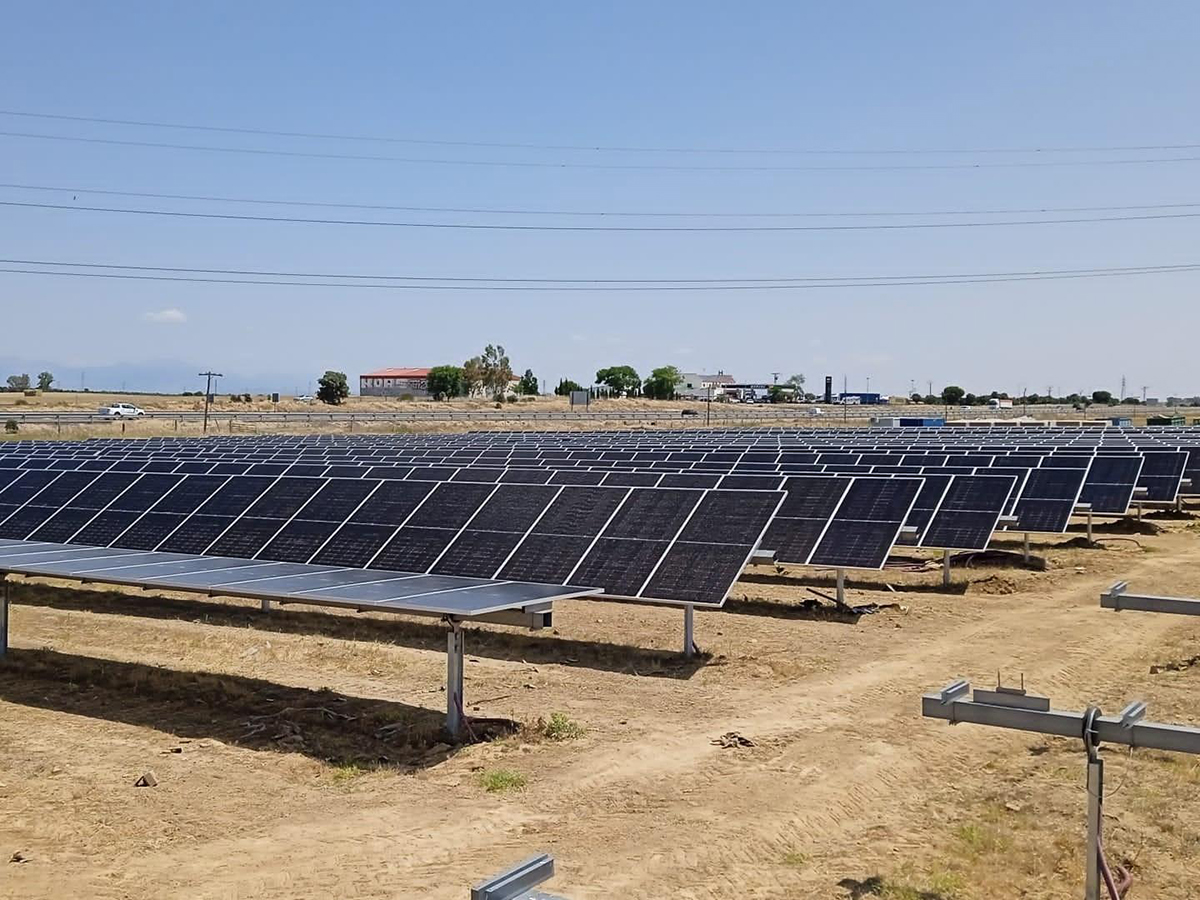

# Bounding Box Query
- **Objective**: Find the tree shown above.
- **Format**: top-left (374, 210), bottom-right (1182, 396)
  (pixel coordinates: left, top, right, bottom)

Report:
top-left (785, 374), bottom-right (805, 391)
top-left (922, 394), bottom-right (939, 405)
top-left (1092, 390), bottom-right (1114, 405)
top-left (595, 365), bottom-right (641, 397)
top-left (767, 385), bottom-right (790, 403)
top-left (910, 393), bottom-right (923, 403)
top-left (517, 368), bottom-right (539, 395)
top-left (6, 374), bottom-right (30, 392)
top-left (479, 344), bottom-right (513, 397)
top-left (462, 356), bottom-right (484, 397)
top-left (316, 370), bottom-right (349, 405)
top-left (427, 365), bottom-right (463, 401)
top-left (1122, 396), bottom-right (1141, 405)
top-left (643, 365), bottom-right (683, 400)
top-left (940, 385), bottom-right (965, 405)
top-left (36, 371), bottom-right (54, 392)
top-left (554, 378), bottom-right (585, 396)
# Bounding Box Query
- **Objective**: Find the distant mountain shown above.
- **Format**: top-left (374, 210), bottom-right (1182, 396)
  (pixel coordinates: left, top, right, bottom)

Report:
top-left (0, 357), bottom-right (315, 395)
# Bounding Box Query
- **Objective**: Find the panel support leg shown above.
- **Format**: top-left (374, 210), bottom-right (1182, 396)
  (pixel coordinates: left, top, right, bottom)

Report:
top-left (1023, 533), bottom-right (1031, 563)
top-left (261, 599), bottom-right (271, 613)
top-left (446, 619), bottom-right (465, 737)
top-left (1136, 502), bottom-right (1143, 522)
top-left (1087, 510), bottom-right (1093, 544)
top-left (1085, 752), bottom-right (1104, 900)
top-left (683, 604), bottom-right (695, 658)
top-left (0, 578), bottom-right (8, 660)
top-left (836, 568), bottom-right (846, 606)
top-left (942, 549), bottom-right (952, 588)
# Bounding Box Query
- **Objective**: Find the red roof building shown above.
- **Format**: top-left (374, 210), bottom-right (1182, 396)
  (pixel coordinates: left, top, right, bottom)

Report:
top-left (359, 367), bottom-right (432, 398)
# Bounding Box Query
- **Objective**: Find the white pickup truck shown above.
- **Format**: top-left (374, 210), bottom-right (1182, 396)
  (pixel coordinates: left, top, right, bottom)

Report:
top-left (98, 402), bottom-right (146, 418)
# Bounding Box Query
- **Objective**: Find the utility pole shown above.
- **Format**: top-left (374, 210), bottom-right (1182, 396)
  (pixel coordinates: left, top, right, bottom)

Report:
top-left (1142, 385), bottom-right (1148, 404)
top-left (1120, 375), bottom-right (1126, 404)
top-left (770, 372), bottom-right (779, 384)
top-left (198, 371), bottom-right (223, 434)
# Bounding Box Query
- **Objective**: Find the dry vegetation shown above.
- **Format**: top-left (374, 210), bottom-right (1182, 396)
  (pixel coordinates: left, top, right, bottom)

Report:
top-left (2, 507), bottom-right (1200, 897)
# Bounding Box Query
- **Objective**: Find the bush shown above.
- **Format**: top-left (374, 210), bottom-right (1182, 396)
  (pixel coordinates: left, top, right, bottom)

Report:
top-left (229, 394), bottom-right (240, 402)
top-left (242, 393), bottom-right (252, 403)
top-left (506, 395), bottom-right (518, 403)
top-left (4, 419), bottom-right (17, 434)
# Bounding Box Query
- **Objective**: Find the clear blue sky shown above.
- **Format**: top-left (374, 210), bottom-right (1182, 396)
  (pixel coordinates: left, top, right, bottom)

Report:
top-left (1, 2), bottom-right (1198, 397)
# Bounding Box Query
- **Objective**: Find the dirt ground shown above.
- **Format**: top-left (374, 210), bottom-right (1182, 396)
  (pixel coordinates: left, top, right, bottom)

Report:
top-left (3, 521), bottom-right (1200, 898)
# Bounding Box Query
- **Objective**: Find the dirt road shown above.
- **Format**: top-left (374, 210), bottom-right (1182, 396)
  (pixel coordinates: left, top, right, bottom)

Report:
top-left (3, 532), bottom-right (1198, 898)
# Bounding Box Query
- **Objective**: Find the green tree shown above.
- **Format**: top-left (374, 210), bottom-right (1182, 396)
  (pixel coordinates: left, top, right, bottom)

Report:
top-left (6, 374), bottom-right (30, 392)
top-left (910, 392), bottom-right (923, 403)
top-left (517, 368), bottom-right (539, 395)
top-left (1092, 390), bottom-right (1114, 405)
top-left (964, 393), bottom-right (978, 406)
top-left (36, 371), bottom-right (54, 392)
top-left (922, 394), bottom-right (938, 405)
top-left (427, 365), bottom-right (463, 400)
top-left (462, 356), bottom-right (484, 397)
top-left (767, 385), bottom-right (790, 403)
top-left (1122, 396), bottom-right (1141, 405)
top-left (554, 378), bottom-right (585, 396)
top-left (785, 374), bottom-right (805, 391)
top-left (940, 385), bottom-right (965, 405)
top-left (643, 365), bottom-right (683, 400)
top-left (316, 370), bottom-right (349, 405)
top-left (479, 344), bottom-right (514, 397)
top-left (595, 365), bottom-right (641, 396)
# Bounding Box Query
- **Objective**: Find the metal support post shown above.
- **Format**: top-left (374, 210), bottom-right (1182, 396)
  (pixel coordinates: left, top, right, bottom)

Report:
top-left (0, 579), bottom-right (8, 659)
top-left (683, 604), bottom-right (695, 658)
top-left (1084, 717), bottom-right (1103, 900)
top-left (1136, 501), bottom-right (1143, 522)
top-left (1087, 510), bottom-right (1093, 544)
top-left (1023, 533), bottom-right (1031, 563)
top-left (261, 599), bottom-right (271, 613)
top-left (942, 549), bottom-right (952, 588)
top-left (446, 619), bottom-right (465, 737)
top-left (836, 568), bottom-right (846, 606)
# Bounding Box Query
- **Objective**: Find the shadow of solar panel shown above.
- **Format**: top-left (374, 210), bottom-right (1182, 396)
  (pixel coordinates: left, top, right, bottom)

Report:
top-left (922, 511), bottom-right (999, 550)
top-left (311, 522), bottom-right (397, 566)
top-left (351, 480), bottom-right (435, 525)
top-left (256, 519), bottom-right (341, 562)
top-left (29, 508), bottom-right (96, 542)
top-left (836, 479), bottom-right (919, 521)
top-left (497, 533), bottom-right (593, 583)
top-left (111, 512), bottom-right (187, 549)
top-left (467, 484), bottom-right (559, 532)
top-left (810, 521), bottom-right (899, 568)
top-left (431, 530), bottom-right (524, 578)
top-left (602, 489), bottom-right (700, 540)
top-left (72, 510), bottom-right (143, 546)
top-left (0, 505), bottom-right (61, 539)
top-left (404, 482), bottom-right (494, 529)
top-left (678, 490), bottom-right (782, 545)
top-left (571, 537), bottom-right (670, 597)
top-left (372, 526), bottom-right (459, 571)
top-left (159, 515), bottom-right (236, 553)
top-left (245, 478), bottom-right (323, 518)
top-left (641, 541), bottom-right (752, 605)
top-left (1013, 498), bottom-right (1074, 532)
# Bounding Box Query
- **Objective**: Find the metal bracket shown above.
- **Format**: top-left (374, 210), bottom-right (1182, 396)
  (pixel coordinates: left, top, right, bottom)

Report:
top-left (471, 854), bottom-right (566, 900)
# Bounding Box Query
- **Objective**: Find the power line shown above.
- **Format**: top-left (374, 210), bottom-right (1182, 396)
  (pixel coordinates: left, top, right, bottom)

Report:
top-left (5, 199), bottom-right (1200, 233)
top-left (5, 181), bottom-right (1200, 220)
top-left (2, 257), bottom-right (1196, 285)
top-left (2, 109), bottom-right (1198, 157)
top-left (4, 130), bottom-right (1200, 172)
top-left (0, 259), bottom-right (1196, 292)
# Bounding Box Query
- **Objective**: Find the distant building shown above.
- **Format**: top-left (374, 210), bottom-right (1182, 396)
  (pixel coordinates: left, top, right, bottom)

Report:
top-left (360, 367), bottom-right (432, 398)
top-left (838, 392), bottom-right (884, 405)
top-left (677, 371), bottom-right (737, 399)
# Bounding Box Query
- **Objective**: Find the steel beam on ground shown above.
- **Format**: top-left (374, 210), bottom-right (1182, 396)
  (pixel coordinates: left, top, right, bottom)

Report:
top-left (1101, 581), bottom-right (1200, 616)
top-left (471, 853), bottom-right (566, 900)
